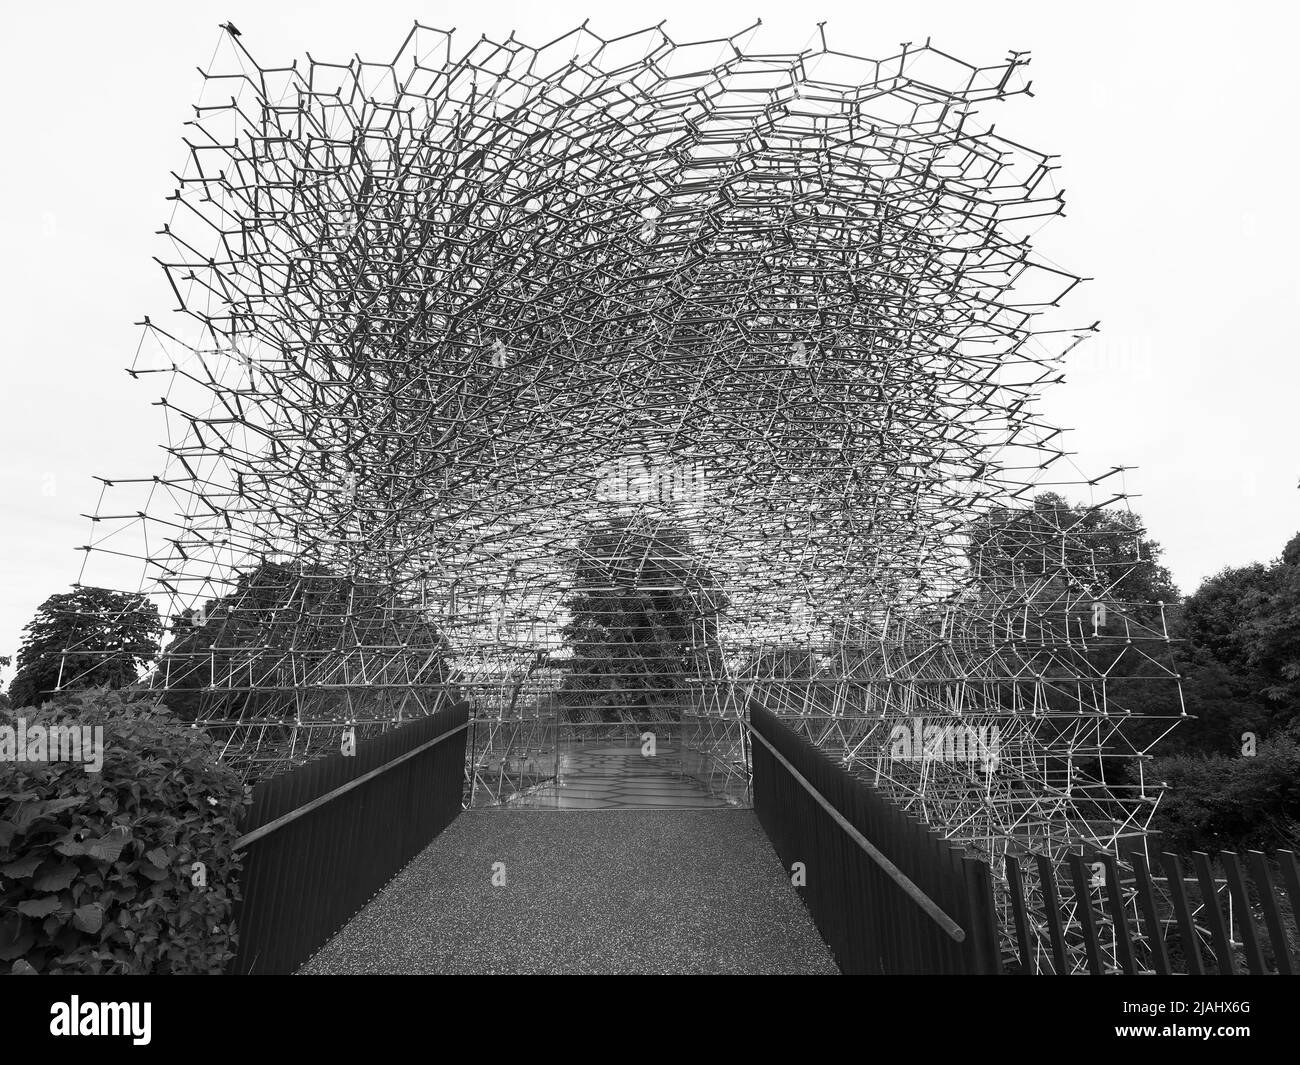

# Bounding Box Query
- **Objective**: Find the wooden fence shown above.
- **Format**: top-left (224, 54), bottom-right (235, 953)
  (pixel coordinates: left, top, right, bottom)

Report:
top-left (1004, 845), bottom-right (1300, 974)
top-left (230, 701), bottom-right (469, 974)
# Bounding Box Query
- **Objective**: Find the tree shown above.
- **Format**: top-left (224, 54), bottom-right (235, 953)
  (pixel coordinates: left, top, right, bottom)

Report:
top-left (559, 514), bottom-right (727, 723)
top-left (967, 492), bottom-right (1178, 616)
top-left (963, 495), bottom-right (1183, 806)
top-left (154, 559), bottom-right (451, 721)
top-left (1162, 533), bottom-right (1300, 755)
top-left (1241, 532), bottom-right (1300, 707)
top-left (7, 588), bottom-right (161, 709)
top-left (965, 494), bottom-right (1179, 709)
top-left (1116, 528), bottom-right (1300, 856)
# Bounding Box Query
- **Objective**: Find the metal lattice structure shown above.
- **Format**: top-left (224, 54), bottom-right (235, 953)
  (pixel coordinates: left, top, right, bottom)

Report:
top-left (67, 21), bottom-right (1183, 944)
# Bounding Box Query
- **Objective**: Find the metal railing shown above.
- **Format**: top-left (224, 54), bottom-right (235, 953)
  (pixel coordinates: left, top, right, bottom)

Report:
top-left (749, 701), bottom-right (1003, 974)
top-left (751, 702), bottom-right (1300, 975)
top-left (230, 700), bottom-right (469, 974)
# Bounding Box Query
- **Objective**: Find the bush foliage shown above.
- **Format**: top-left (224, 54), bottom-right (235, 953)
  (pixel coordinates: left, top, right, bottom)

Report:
top-left (0, 689), bottom-right (248, 973)
top-left (1146, 727), bottom-right (1300, 855)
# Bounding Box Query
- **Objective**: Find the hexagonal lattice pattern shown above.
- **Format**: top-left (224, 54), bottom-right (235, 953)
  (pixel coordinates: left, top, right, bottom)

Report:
top-left (68, 25), bottom-right (1181, 887)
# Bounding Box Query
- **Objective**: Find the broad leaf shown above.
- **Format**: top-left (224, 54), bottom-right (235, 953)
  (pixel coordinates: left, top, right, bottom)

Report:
top-left (33, 861), bottom-right (79, 892)
top-left (0, 854), bottom-right (43, 879)
top-left (137, 861), bottom-right (168, 882)
top-left (16, 896), bottom-right (61, 918)
top-left (86, 826), bottom-right (130, 862)
top-left (72, 903), bottom-right (104, 934)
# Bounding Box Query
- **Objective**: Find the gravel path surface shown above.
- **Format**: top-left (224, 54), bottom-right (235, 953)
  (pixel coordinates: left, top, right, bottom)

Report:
top-left (301, 809), bottom-right (838, 974)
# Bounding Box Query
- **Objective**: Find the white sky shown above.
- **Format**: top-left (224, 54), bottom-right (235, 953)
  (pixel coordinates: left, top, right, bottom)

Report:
top-left (2, 0), bottom-right (1297, 683)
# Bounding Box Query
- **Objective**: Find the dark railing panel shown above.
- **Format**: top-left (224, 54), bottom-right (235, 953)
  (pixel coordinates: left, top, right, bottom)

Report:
top-left (1248, 851), bottom-right (1294, 975)
top-left (230, 701), bottom-right (469, 974)
top-left (749, 702), bottom-right (1001, 974)
top-left (1222, 852), bottom-right (1266, 974)
top-left (1192, 850), bottom-right (1237, 974)
top-left (1100, 853), bottom-right (1138, 975)
top-left (1130, 851), bottom-right (1171, 975)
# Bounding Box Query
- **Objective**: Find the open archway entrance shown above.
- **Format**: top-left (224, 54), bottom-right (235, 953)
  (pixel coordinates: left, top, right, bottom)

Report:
top-left (468, 509), bottom-right (748, 808)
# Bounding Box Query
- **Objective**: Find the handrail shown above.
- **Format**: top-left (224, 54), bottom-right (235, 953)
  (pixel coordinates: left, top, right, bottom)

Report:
top-left (748, 723), bottom-right (966, 943)
top-left (233, 721), bottom-right (469, 852)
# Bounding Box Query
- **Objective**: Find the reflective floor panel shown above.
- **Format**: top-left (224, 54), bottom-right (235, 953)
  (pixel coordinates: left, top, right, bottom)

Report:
top-left (507, 745), bottom-right (735, 809)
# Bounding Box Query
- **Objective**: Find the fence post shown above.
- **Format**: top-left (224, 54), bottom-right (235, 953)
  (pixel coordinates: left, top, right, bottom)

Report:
top-left (962, 856), bottom-right (1004, 974)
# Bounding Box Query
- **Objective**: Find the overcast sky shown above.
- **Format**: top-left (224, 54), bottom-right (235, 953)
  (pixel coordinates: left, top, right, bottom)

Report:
top-left (1, 1), bottom-right (1296, 682)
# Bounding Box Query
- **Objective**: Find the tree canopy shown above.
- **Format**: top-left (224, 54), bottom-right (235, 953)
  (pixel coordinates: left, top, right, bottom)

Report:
top-left (1158, 533), bottom-right (1300, 756)
top-left (558, 514), bottom-right (727, 723)
top-left (154, 559), bottom-right (451, 721)
top-left (966, 492), bottom-right (1178, 617)
top-left (7, 588), bottom-right (161, 709)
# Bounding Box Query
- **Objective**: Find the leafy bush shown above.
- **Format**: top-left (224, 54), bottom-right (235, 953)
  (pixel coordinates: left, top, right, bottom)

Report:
top-left (0, 689), bottom-right (248, 973)
top-left (1146, 730), bottom-right (1300, 855)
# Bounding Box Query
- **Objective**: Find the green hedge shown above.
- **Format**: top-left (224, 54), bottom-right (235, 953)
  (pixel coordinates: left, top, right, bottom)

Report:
top-left (0, 689), bottom-right (248, 973)
top-left (1146, 729), bottom-right (1300, 855)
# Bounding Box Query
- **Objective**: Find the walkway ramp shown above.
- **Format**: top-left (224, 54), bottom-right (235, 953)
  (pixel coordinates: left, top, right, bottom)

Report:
top-left (508, 743), bottom-right (736, 809)
top-left (301, 809), bottom-right (838, 975)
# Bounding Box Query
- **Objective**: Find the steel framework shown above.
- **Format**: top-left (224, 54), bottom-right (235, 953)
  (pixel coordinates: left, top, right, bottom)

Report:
top-left (65, 22), bottom-right (1183, 953)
